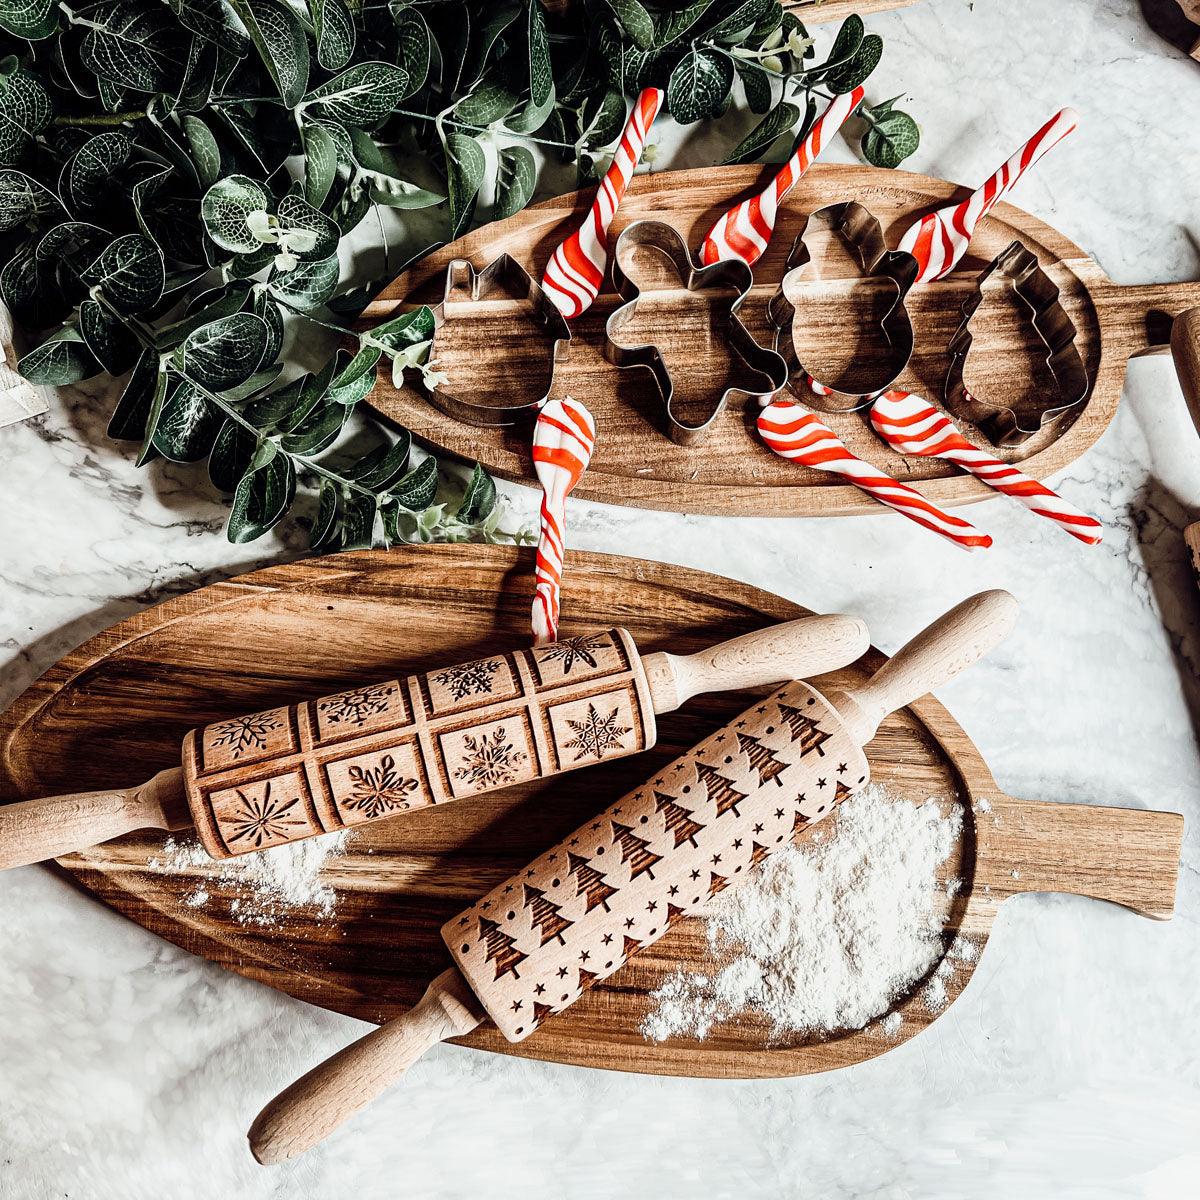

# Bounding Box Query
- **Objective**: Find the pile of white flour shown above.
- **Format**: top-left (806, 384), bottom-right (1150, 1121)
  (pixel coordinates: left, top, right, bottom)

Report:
top-left (147, 830), bottom-right (350, 927)
top-left (642, 784), bottom-right (963, 1043)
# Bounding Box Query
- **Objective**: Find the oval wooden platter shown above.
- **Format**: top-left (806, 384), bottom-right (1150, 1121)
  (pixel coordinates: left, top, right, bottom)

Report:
top-left (0, 546), bottom-right (1181, 1078)
top-left (362, 163), bottom-right (1200, 517)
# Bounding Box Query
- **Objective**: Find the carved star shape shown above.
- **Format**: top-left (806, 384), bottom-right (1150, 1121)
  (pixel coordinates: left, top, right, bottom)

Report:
top-left (503, 885), bottom-right (513, 894)
top-left (753, 823), bottom-right (764, 834)
top-left (838, 762), bottom-right (848, 774)
top-left (579, 950), bottom-right (590, 963)
top-left (818, 778), bottom-right (827, 789)
top-left (557, 966), bottom-right (568, 978)
top-left (733, 838), bottom-right (743, 849)
top-left (624, 917), bottom-right (635, 928)
top-left (569, 838), bottom-right (579, 847)
top-left (735, 720), bottom-right (747, 729)
top-left (512, 1000), bottom-right (522, 1012)
top-left (775, 809), bottom-right (785, 819)
top-left (646, 900), bottom-right (657, 912)
top-left (535, 983), bottom-right (546, 994)
top-left (668, 885), bottom-right (679, 896)
top-left (711, 854), bottom-right (721, 865)
top-left (690, 869), bottom-right (701, 880)
top-left (602, 933), bottom-right (613, 945)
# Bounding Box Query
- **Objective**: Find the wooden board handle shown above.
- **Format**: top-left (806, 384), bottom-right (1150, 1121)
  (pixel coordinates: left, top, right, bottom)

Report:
top-left (248, 968), bottom-right (483, 1165)
top-left (981, 797), bottom-right (1184, 921)
top-left (830, 590), bottom-right (1019, 744)
top-left (0, 768), bottom-right (187, 871)
top-left (1170, 306), bottom-right (1200, 438)
top-left (642, 614), bottom-right (870, 713)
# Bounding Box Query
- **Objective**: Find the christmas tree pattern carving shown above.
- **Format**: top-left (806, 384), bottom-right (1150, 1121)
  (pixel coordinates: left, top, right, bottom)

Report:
top-left (708, 872), bottom-right (729, 897)
top-left (478, 916), bottom-right (525, 980)
top-left (793, 808), bottom-right (810, 837)
top-left (653, 791), bottom-right (704, 848)
top-left (834, 779), bottom-right (854, 804)
top-left (567, 851), bottom-right (618, 912)
top-left (666, 902), bottom-right (688, 927)
top-left (523, 884), bottom-right (572, 946)
top-left (694, 761), bottom-right (747, 818)
top-left (578, 967), bottom-right (599, 991)
top-left (777, 702), bottom-right (831, 757)
top-left (611, 821), bottom-right (661, 880)
top-left (735, 732), bottom-right (788, 787)
top-left (750, 841), bottom-right (771, 867)
top-left (532, 1000), bottom-right (554, 1026)
top-left (622, 935), bottom-right (641, 961)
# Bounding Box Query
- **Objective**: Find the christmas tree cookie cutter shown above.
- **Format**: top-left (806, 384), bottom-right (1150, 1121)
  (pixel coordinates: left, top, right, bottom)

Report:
top-left (766, 201), bottom-right (919, 412)
top-left (944, 239), bottom-right (1089, 447)
top-left (421, 253), bottom-right (572, 427)
top-left (603, 219), bottom-right (788, 446)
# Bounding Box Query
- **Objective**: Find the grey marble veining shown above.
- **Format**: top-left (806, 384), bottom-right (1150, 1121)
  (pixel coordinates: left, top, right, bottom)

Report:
top-left (2, 0), bottom-right (1199, 1196)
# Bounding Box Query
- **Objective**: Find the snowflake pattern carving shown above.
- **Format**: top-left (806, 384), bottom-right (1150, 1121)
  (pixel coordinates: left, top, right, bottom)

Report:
top-left (209, 710), bottom-right (283, 759)
top-left (319, 683), bottom-right (397, 728)
top-left (435, 659), bottom-right (502, 701)
top-left (454, 726), bottom-right (529, 789)
top-left (226, 781), bottom-right (306, 847)
top-left (343, 755), bottom-right (419, 818)
top-left (564, 703), bottom-right (631, 761)
top-left (536, 633), bottom-right (611, 674)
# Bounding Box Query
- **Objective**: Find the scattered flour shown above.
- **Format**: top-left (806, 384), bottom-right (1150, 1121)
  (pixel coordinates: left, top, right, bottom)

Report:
top-left (147, 831), bottom-right (349, 926)
top-left (642, 784), bottom-right (962, 1043)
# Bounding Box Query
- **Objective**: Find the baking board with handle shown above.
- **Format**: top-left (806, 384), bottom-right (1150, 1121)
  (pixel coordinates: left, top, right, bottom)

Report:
top-left (361, 163), bottom-right (1200, 518)
top-left (0, 546), bottom-right (1182, 1078)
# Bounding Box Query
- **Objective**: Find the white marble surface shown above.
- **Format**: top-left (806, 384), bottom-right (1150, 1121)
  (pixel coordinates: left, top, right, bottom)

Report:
top-left (3, 0), bottom-right (1200, 1196)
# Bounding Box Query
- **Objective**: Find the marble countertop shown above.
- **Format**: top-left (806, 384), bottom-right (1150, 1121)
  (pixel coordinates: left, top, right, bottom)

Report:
top-left (2, 0), bottom-right (1199, 1196)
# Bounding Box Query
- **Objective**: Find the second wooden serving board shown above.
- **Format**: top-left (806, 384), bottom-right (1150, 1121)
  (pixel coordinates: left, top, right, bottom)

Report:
top-left (0, 546), bottom-right (1181, 1078)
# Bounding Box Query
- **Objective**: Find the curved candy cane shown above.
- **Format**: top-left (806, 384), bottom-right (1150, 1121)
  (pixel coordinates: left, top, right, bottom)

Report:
top-left (758, 400), bottom-right (992, 551)
top-left (898, 107), bottom-right (1079, 283)
top-left (869, 390), bottom-right (1101, 545)
top-left (541, 88), bottom-right (664, 319)
top-left (700, 87), bottom-right (865, 267)
top-left (532, 397), bottom-right (597, 644)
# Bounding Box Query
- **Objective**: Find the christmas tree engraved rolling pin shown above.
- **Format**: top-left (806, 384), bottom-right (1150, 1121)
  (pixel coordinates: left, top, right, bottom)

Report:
top-left (247, 590), bottom-right (1017, 1165)
top-left (0, 617), bottom-right (870, 870)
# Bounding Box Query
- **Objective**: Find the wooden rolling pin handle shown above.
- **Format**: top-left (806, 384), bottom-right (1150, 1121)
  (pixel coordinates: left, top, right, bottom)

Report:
top-left (0, 767), bottom-right (188, 871)
top-left (1170, 307), bottom-right (1200, 436)
top-left (830, 590), bottom-right (1019, 744)
top-left (642, 614), bottom-right (870, 714)
top-left (249, 968), bottom-right (483, 1165)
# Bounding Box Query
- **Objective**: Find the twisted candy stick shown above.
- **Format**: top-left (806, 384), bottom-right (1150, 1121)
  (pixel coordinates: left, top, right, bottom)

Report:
top-left (541, 88), bottom-right (664, 319)
top-left (869, 390), bottom-right (1101, 545)
top-left (758, 400), bottom-right (992, 551)
top-left (532, 397), bottom-right (597, 644)
top-left (898, 107), bottom-right (1079, 283)
top-left (700, 87), bottom-right (865, 267)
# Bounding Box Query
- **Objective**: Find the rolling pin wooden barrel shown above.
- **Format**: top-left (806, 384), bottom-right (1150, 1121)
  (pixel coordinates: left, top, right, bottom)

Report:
top-left (0, 617), bottom-right (869, 870)
top-left (249, 589), bottom-right (1018, 1164)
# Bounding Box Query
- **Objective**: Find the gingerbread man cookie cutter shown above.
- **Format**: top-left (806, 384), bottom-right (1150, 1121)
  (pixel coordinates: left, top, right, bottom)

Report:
top-left (604, 219), bottom-right (788, 446)
top-left (944, 239), bottom-right (1089, 447)
top-left (766, 201), bottom-right (919, 413)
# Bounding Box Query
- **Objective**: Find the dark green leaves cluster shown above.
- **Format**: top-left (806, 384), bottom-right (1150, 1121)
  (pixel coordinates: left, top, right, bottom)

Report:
top-left (0, 0), bottom-right (917, 550)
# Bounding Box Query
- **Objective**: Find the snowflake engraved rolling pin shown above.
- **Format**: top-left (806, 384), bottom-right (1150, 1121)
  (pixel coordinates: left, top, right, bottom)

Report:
top-left (248, 589), bottom-right (1017, 1164)
top-left (0, 617), bottom-right (869, 869)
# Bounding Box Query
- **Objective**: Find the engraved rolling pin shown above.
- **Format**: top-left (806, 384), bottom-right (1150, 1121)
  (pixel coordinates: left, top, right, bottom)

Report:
top-left (0, 619), bottom-right (870, 870)
top-left (248, 590), bottom-right (1017, 1164)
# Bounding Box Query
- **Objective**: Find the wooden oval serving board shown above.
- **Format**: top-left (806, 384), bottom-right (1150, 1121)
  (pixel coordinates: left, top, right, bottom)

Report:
top-left (363, 163), bottom-right (1200, 516)
top-left (0, 547), bottom-right (1181, 1078)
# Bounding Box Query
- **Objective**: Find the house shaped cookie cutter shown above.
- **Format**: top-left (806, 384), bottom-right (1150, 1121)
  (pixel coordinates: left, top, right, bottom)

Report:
top-left (945, 239), bottom-right (1089, 446)
top-left (766, 201), bottom-right (919, 412)
top-left (604, 219), bottom-right (788, 445)
top-left (421, 254), bottom-right (572, 427)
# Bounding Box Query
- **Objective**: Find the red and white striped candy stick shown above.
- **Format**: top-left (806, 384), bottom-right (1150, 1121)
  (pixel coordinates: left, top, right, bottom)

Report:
top-left (898, 107), bottom-right (1079, 283)
top-left (532, 397), bottom-right (597, 644)
top-left (540, 88), bottom-right (664, 319)
top-left (869, 390), bottom-right (1101, 545)
top-left (700, 87), bottom-right (865, 267)
top-left (758, 400), bottom-right (992, 551)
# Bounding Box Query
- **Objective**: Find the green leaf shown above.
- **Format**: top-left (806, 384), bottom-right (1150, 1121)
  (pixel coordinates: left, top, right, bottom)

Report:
top-left (309, 476), bottom-right (339, 548)
top-left (309, 0), bottom-right (354, 71)
top-left (527, 0), bottom-right (553, 111)
top-left (81, 233), bottom-right (165, 314)
top-left (706, 0), bottom-right (772, 42)
top-left (201, 174), bottom-right (272, 254)
top-left (174, 311), bottom-right (271, 389)
top-left (18, 325), bottom-right (100, 385)
top-left (302, 121), bottom-right (338, 207)
top-left (152, 379), bottom-right (222, 462)
top-left (345, 431), bottom-right (411, 489)
top-left (389, 2), bottom-right (431, 99)
top-left (276, 192), bottom-right (339, 260)
top-left (370, 304), bottom-right (435, 351)
top-left (443, 130), bottom-right (484, 238)
top-left (0, 168), bottom-right (61, 230)
top-left (666, 46), bottom-right (732, 124)
top-left (228, 441), bottom-right (296, 542)
top-left (493, 144), bottom-right (535, 220)
top-left (734, 59), bottom-right (771, 115)
top-left (327, 343), bottom-right (380, 405)
top-left (209, 418), bottom-right (258, 491)
top-left (229, 0), bottom-right (309, 108)
top-left (826, 33), bottom-right (882, 94)
top-left (245, 359), bottom-right (332, 427)
top-left (457, 461), bottom-right (496, 523)
top-left (79, 2), bottom-right (188, 93)
top-left (0, 66), bottom-right (54, 166)
top-left (603, 0), bottom-right (653, 49)
top-left (338, 491), bottom-right (377, 549)
top-left (862, 104), bottom-right (920, 169)
top-left (172, 34), bottom-right (219, 113)
top-left (460, 3), bottom-right (520, 85)
top-left (302, 62), bottom-right (414, 130)
top-left (79, 298), bottom-right (140, 374)
top-left (454, 80), bottom-right (519, 127)
top-left (388, 454), bottom-right (437, 510)
top-left (819, 14), bottom-right (864, 76)
top-left (579, 87), bottom-right (627, 149)
top-left (182, 115), bottom-right (222, 188)
top-left (0, 0), bottom-right (57, 40)
top-left (279, 400), bottom-right (346, 453)
top-left (723, 99), bottom-right (799, 165)
top-left (166, 0), bottom-right (250, 56)
top-left (653, 0), bottom-right (716, 48)
top-left (64, 130), bottom-right (132, 210)
top-left (108, 350), bottom-right (163, 441)
top-left (267, 252), bottom-right (340, 310)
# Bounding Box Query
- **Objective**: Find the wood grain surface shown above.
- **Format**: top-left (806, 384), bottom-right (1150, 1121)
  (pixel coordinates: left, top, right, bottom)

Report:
top-left (0, 546), bottom-right (1182, 1078)
top-left (362, 164), bottom-right (1200, 516)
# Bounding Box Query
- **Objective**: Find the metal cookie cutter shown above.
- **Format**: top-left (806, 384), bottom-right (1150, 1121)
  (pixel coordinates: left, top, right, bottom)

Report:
top-left (945, 240), bottom-right (1089, 447)
top-left (766, 201), bottom-right (919, 413)
top-left (422, 254), bottom-right (571, 428)
top-left (604, 219), bottom-right (788, 446)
